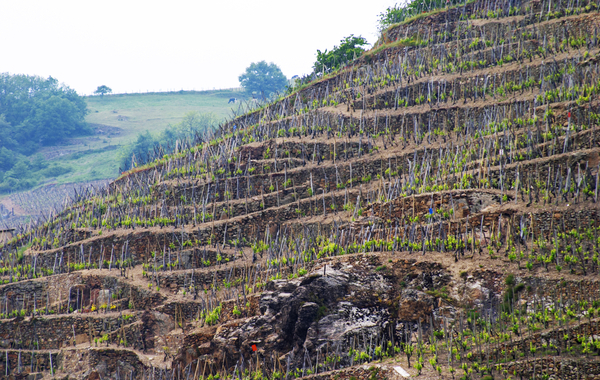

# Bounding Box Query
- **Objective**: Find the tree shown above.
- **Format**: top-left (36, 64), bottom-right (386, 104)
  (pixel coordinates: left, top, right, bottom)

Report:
top-left (238, 61), bottom-right (287, 99)
top-left (0, 73), bottom-right (89, 152)
top-left (0, 73), bottom-right (89, 193)
top-left (313, 35), bottom-right (369, 74)
top-left (120, 131), bottom-right (155, 170)
top-left (25, 95), bottom-right (88, 146)
top-left (94, 85), bottom-right (112, 97)
top-left (0, 147), bottom-right (17, 172)
top-left (161, 111), bottom-right (218, 146)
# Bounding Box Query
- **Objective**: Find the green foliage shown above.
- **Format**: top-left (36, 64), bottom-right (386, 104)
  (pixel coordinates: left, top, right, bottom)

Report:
top-left (0, 73), bottom-right (89, 192)
top-left (313, 35), bottom-right (368, 74)
top-left (239, 61), bottom-right (288, 99)
top-left (118, 131), bottom-right (157, 171)
top-left (205, 304), bottom-right (222, 325)
top-left (503, 274), bottom-right (525, 310)
top-left (232, 305), bottom-right (241, 316)
top-left (39, 163), bottom-right (73, 178)
top-left (94, 85), bottom-right (112, 96)
top-left (0, 73), bottom-right (89, 151)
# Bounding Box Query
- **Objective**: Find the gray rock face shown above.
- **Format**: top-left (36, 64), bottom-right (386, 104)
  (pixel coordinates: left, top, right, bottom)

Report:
top-left (173, 258), bottom-right (466, 374)
top-left (211, 267), bottom-right (392, 369)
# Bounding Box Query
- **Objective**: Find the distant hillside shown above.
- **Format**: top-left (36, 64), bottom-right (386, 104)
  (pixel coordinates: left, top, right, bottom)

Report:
top-left (0, 89), bottom-right (247, 226)
top-left (85, 89), bottom-right (246, 140)
top-left (51, 89), bottom-right (248, 184)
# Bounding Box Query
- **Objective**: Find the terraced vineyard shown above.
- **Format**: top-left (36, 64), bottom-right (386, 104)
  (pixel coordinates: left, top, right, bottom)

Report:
top-left (2, 0), bottom-right (600, 378)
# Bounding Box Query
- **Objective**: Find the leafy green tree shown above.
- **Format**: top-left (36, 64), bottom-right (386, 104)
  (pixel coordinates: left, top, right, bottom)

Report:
top-left (0, 159), bottom-right (37, 192)
top-left (120, 131), bottom-right (155, 170)
top-left (0, 73), bottom-right (89, 192)
top-left (0, 115), bottom-right (19, 153)
top-left (313, 35), bottom-right (369, 74)
top-left (31, 154), bottom-right (48, 171)
top-left (7, 160), bottom-right (30, 179)
top-left (94, 85), bottom-right (112, 97)
top-left (0, 147), bottom-right (17, 172)
top-left (238, 61), bottom-right (287, 99)
top-left (40, 164), bottom-right (72, 178)
top-left (0, 73), bottom-right (89, 152)
top-left (25, 95), bottom-right (88, 145)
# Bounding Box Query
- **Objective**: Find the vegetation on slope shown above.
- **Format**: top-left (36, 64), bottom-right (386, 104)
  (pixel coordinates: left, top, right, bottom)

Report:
top-left (0, 82), bottom-right (243, 195)
top-left (238, 61), bottom-right (288, 100)
top-left (117, 111), bottom-right (219, 172)
top-left (313, 35), bottom-right (370, 74)
top-left (2, 0), bottom-right (600, 378)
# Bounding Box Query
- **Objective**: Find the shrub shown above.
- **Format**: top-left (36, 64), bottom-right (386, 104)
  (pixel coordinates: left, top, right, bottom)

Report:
top-left (313, 35), bottom-right (369, 74)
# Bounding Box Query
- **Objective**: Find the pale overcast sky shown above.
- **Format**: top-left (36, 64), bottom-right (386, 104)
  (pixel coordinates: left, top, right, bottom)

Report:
top-left (1, 0), bottom-right (398, 95)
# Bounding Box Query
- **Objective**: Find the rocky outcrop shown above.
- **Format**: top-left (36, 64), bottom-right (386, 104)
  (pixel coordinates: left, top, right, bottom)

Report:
top-left (175, 264), bottom-right (397, 371)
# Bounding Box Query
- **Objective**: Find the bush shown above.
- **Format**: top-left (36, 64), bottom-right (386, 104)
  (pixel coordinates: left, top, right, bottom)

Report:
top-left (41, 164), bottom-right (72, 178)
top-left (313, 35), bottom-right (369, 74)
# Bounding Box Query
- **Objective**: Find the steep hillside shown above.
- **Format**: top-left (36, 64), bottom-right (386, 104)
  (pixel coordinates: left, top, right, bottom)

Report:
top-left (2, 0), bottom-right (600, 379)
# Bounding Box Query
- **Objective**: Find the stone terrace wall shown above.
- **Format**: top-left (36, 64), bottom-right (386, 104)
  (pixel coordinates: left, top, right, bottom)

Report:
top-left (500, 356), bottom-right (600, 379)
top-left (0, 313), bottom-right (137, 350)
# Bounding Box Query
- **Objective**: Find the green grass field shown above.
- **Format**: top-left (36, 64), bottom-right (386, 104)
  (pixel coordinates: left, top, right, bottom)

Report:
top-left (37, 89), bottom-right (246, 185)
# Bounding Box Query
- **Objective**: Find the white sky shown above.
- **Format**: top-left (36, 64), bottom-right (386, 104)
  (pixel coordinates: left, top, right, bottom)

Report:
top-left (1, 0), bottom-right (398, 95)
